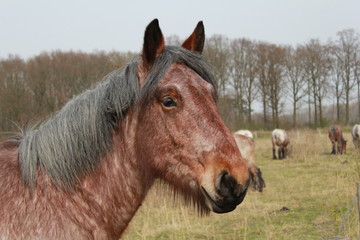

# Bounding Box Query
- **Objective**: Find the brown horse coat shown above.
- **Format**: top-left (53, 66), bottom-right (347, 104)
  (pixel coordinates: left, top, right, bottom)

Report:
top-left (328, 125), bottom-right (347, 154)
top-left (0, 20), bottom-right (250, 239)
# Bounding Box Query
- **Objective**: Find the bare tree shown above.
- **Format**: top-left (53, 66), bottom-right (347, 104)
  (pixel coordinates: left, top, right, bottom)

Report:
top-left (328, 43), bottom-right (345, 122)
top-left (229, 39), bottom-right (245, 126)
top-left (204, 35), bottom-right (232, 126)
top-left (255, 42), bottom-right (271, 127)
top-left (299, 39), bottom-right (330, 127)
top-left (335, 29), bottom-right (360, 124)
top-left (284, 46), bottom-right (307, 128)
top-left (0, 55), bottom-right (29, 131)
top-left (255, 42), bottom-right (286, 128)
top-left (267, 44), bottom-right (287, 128)
top-left (229, 38), bottom-right (258, 127)
top-left (204, 35), bottom-right (231, 97)
top-left (240, 39), bottom-right (258, 124)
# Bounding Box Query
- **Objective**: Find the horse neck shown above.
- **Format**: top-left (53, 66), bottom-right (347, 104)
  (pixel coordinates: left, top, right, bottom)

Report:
top-left (79, 112), bottom-right (155, 237)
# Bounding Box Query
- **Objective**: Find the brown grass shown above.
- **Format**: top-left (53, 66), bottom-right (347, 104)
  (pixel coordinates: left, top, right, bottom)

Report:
top-left (122, 129), bottom-right (360, 239)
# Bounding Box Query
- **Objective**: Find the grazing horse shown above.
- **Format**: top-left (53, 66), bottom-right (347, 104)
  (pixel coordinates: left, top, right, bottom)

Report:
top-left (0, 19), bottom-right (249, 240)
top-left (234, 129), bottom-right (254, 140)
top-left (233, 133), bottom-right (265, 192)
top-left (271, 129), bottom-right (291, 160)
top-left (328, 125), bottom-right (347, 154)
top-left (352, 124), bottom-right (360, 150)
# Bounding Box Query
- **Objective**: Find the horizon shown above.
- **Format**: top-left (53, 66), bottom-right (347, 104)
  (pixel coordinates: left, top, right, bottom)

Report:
top-left (1, 0), bottom-right (359, 59)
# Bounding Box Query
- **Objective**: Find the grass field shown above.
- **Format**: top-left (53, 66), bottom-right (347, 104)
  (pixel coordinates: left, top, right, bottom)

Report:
top-left (122, 129), bottom-right (360, 240)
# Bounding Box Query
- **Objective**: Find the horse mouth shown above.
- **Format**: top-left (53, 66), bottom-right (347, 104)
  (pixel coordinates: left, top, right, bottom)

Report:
top-left (201, 186), bottom-right (247, 214)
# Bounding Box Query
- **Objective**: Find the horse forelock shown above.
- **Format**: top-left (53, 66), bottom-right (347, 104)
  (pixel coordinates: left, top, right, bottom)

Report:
top-left (139, 46), bottom-right (217, 104)
top-left (17, 46), bottom-right (216, 190)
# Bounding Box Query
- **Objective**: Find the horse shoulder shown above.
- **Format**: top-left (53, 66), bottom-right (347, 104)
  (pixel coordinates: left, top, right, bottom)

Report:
top-left (0, 142), bottom-right (114, 239)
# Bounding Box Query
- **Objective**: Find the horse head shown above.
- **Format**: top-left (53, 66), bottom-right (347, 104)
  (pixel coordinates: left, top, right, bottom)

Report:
top-left (135, 19), bottom-right (249, 213)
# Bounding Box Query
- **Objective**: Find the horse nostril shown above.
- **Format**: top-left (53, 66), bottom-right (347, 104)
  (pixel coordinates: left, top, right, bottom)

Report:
top-left (217, 172), bottom-right (239, 198)
top-left (208, 171), bottom-right (249, 213)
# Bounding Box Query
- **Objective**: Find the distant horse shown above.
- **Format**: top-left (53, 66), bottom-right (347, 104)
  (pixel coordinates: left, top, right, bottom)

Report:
top-left (352, 124), bottom-right (360, 150)
top-left (328, 125), bottom-right (347, 154)
top-left (0, 19), bottom-right (249, 240)
top-left (271, 129), bottom-right (291, 160)
top-left (233, 133), bottom-right (265, 192)
top-left (234, 129), bottom-right (254, 140)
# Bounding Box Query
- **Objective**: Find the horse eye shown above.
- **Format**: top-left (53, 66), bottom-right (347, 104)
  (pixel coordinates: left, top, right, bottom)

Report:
top-left (161, 97), bottom-right (177, 108)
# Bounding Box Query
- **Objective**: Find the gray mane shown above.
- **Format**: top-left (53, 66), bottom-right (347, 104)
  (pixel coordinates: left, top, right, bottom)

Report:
top-left (19, 46), bottom-right (216, 190)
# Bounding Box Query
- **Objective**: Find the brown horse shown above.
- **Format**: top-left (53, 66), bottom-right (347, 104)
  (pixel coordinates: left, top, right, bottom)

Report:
top-left (271, 129), bottom-right (291, 160)
top-left (0, 20), bottom-right (249, 239)
top-left (328, 125), bottom-right (347, 154)
top-left (233, 133), bottom-right (265, 192)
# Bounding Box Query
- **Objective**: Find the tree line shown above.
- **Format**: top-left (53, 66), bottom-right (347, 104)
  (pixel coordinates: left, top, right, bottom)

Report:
top-left (0, 29), bottom-right (359, 132)
top-left (202, 29), bottom-right (360, 130)
top-left (0, 51), bottom-right (135, 132)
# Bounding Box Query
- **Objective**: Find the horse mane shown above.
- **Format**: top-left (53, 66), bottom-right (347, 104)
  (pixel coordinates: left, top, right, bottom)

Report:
top-left (17, 46), bottom-right (216, 190)
top-left (19, 61), bottom-right (139, 190)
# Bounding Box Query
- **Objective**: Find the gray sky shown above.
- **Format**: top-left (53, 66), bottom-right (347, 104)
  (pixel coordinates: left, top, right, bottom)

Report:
top-left (1, 0), bottom-right (359, 59)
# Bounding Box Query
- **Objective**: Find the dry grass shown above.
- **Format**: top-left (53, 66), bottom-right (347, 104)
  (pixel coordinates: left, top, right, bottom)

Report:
top-left (122, 129), bottom-right (360, 239)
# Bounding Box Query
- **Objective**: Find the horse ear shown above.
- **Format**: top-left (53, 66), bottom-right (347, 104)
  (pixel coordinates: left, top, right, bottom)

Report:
top-left (182, 21), bottom-right (205, 53)
top-left (142, 19), bottom-right (165, 70)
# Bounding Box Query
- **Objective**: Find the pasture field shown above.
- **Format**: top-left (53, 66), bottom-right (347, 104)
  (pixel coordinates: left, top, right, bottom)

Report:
top-left (123, 129), bottom-right (360, 240)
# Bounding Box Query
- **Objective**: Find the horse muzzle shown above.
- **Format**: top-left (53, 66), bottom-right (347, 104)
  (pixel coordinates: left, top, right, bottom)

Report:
top-left (202, 172), bottom-right (249, 213)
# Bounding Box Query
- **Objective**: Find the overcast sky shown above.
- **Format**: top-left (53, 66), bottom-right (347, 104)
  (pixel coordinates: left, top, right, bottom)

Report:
top-left (1, 0), bottom-right (359, 59)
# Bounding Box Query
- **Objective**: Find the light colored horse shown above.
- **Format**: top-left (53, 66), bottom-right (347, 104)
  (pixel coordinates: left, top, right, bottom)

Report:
top-left (352, 124), bottom-right (360, 150)
top-left (271, 129), bottom-right (291, 159)
top-left (233, 133), bottom-right (265, 192)
top-left (234, 129), bottom-right (254, 140)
